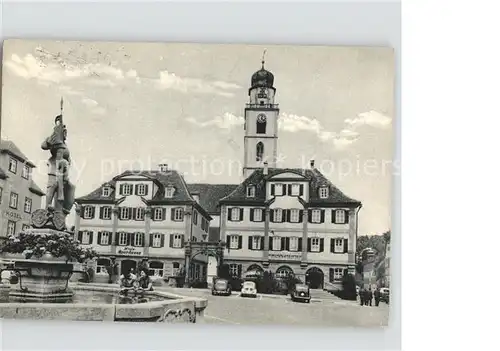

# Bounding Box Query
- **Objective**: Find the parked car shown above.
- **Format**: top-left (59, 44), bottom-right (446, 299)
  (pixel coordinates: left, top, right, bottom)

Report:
top-left (379, 288), bottom-right (390, 303)
top-left (212, 278), bottom-right (232, 296)
top-left (240, 281), bottom-right (258, 298)
top-left (290, 283), bottom-right (311, 303)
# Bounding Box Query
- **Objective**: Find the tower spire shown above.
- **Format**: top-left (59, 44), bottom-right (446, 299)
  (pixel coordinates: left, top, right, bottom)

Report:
top-left (261, 49), bottom-right (267, 68)
top-left (60, 96), bottom-right (64, 115)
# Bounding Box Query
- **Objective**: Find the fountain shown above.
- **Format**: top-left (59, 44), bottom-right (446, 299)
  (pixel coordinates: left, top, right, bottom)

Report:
top-left (0, 103), bottom-right (207, 322)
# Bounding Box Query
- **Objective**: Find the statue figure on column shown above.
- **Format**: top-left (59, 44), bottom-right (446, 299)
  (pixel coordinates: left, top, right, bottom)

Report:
top-left (31, 98), bottom-right (76, 231)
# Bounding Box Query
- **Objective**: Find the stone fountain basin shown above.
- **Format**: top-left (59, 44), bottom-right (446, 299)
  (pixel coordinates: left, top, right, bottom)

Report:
top-left (0, 283), bottom-right (207, 323)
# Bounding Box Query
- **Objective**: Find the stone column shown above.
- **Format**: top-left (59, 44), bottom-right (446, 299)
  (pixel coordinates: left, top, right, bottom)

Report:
top-left (183, 244), bottom-right (191, 288)
top-left (301, 208), bottom-right (308, 265)
top-left (348, 208), bottom-right (358, 264)
top-left (144, 207), bottom-right (151, 256)
top-left (111, 206), bottom-right (120, 255)
top-left (263, 207), bottom-right (270, 264)
top-left (74, 204), bottom-right (82, 241)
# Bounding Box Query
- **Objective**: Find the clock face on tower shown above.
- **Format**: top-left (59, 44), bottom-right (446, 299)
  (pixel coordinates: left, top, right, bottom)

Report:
top-left (257, 114), bottom-right (267, 123)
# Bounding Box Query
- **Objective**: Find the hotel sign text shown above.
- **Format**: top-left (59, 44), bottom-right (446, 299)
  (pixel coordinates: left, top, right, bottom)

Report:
top-left (268, 252), bottom-right (302, 261)
top-left (117, 246), bottom-right (144, 256)
top-left (3, 210), bottom-right (23, 221)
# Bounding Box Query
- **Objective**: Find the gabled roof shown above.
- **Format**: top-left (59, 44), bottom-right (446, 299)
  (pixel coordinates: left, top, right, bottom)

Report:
top-left (187, 183), bottom-right (239, 214)
top-left (0, 139), bottom-right (36, 167)
top-left (220, 168), bottom-right (361, 207)
top-left (75, 170), bottom-right (195, 204)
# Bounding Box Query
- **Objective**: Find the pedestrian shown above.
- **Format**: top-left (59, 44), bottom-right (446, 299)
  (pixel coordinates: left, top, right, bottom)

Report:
top-left (359, 287), bottom-right (365, 306)
top-left (374, 288), bottom-right (381, 306)
top-left (367, 287), bottom-right (373, 306)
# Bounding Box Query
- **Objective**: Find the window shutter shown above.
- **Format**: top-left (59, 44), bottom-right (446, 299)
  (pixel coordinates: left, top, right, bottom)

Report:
top-left (260, 236), bottom-right (265, 250)
top-left (308, 210), bottom-right (312, 223)
top-left (281, 237), bottom-right (286, 251)
top-left (331, 210), bottom-right (336, 223)
top-left (269, 237), bottom-right (273, 251)
top-left (250, 209), bottom-right (254, 222)
top-left (149, 234), bottom-right (154, 247)
top-left (270, 209), bottom-right (275, 223)
top-left (287, 184), bottom-right (292, 195)
top-left (238, 235), bottom-right (243, 249)
top-left (285, 210), bottom-right (290, 222)
top-left (281, 210), bottom-right (286, 223)
top-left (88, 231), bottom-right (93, 245)
top-left (127, 233), bottom-right (133, 246)
top-left (299, 184), bottom-right (304, 196)
top-left (171, 208), bottom-right (175, 220)
top-left (78, 231), bottom-right (83, 243)
top-left (180, 236), bottom-right (185, 248)
top-left (320, 210), bottom-right (325, 223)
top-left (168, 234), bottom-right (173, 248)
top-left (248, 236), bottom-right (253, 249)
top-left (134, 184), bottom-right (139, 195)
top-left (239, 208), bottom-right (244, 221)
top-left (298, 238), bottom-right (303, 251)
top-left (90, 206), bottom-right (96, 219)
top-left (179, 208), bottom-right (184, 219)
top-left (319, 238), bottom-right (324, 252)
top-left (97, 231), bottom-right (102, 245)
top-left (286, 237), bottom-right (290, 251)
top-left (344, 210), bottom-right (349, 224)
top-left (161, 208), bottom-right (166, 220)
top-left (227, 208), bottom-right (232, 221)
top-left (119, 184), bottom-right (124, 195)
top-left (144, 185), bottom-right (149, 195)
top-left (271, 184), bottom-right (275, 196)
top-left (99, 208), bottom-right (103, 219)
top-left (299, 210), bottom-right (303, 223)
top-left (160, 234), bottom-right (165, 247)
top-left (115, 233), bottom-right (120, 245)
top-left (307, 238), bottom-right (312, 252)
top-left (132, 208), bottom-right (137, 220)
top-left (343, 239), bottom-right (348, 253)
top-left (226, 236), bottom-right (230, 249)
top-left (330, 238), bottom-right (335, 253)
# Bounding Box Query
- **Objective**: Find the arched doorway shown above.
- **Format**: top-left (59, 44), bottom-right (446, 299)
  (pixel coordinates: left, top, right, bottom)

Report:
top-left (275, 265), bottom-right (294, 279)
top-left (305, 267), bottom-right (324, 289)
top-left (246, 264), bottom-right (264, 273)
top-left (121, 259), bottom-right (137, 276)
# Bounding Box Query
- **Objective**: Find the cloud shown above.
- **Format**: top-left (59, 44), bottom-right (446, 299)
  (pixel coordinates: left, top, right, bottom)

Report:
top-left (156, 70), bottom-right (241, 97)
top-left (345, 110), bottom-right (392, 129)
top-left (81, 97), bottom-right (98, 107)
top-left (186, 113), bottom-right (244, 129)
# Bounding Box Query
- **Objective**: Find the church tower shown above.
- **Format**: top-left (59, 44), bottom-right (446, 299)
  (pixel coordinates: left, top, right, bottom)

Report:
top-left (243, 54), bottom-right (280, 178)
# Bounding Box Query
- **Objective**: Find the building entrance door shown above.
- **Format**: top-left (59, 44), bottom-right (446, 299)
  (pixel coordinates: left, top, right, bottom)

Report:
top-left (305, 267), bottom-right (324, 289)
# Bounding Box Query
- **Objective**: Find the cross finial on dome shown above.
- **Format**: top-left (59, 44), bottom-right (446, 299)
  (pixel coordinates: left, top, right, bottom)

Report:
top-left (60, 96), bottom-right (64, 115)
top-left (261, 49), bottom-right (267, 68)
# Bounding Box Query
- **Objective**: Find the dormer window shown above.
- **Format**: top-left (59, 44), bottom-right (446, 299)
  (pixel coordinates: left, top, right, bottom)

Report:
top-left (271, 183), bottom-right (284, 196)
top-left (120, 183), bottom-right (133, 196)
top-left (319, 186), bottom-right (329, 199)
top-left (165, 186), bottom-right (175, 198)
top-left (102, 187), bottom-right (111, 197)
top-left (136, 184), bottom-right (148, 196)
top-left (246, 185), bottom-right (256, 198)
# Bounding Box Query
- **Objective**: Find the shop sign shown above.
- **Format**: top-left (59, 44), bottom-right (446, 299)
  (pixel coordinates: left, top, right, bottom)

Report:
top-left (116, 246), bottom-right (144, 256)
top-left (3, 210), bottom-right (23, 221)
top-left (268, 252), bottom-right (302, 261)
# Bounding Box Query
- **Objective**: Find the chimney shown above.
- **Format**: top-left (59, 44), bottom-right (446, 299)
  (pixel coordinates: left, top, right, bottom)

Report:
top-left (310, 160), bottom-right (315, 169)
top-left (159, 164), bottom-right (168, 172)
top-left (263, 162), bottom-right (269, 175)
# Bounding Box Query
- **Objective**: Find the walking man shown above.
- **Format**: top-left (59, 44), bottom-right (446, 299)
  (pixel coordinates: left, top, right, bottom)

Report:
top-left (359, 287), bottom-right (365, 306)
top-left (374, 288), bottom-right (381, 306)
top-left (366, 287), bottom-right (373, 306)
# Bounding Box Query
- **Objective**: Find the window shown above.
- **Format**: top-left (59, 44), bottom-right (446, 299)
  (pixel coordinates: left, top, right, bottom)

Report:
top-left (272, 236), bottom-right (281, 251)
top-left (21, 165), bottom-right (30, 179)
top-left (8, 158), bottom-right (17, 173)
top-left (319, 186), bottom-right (329, 199)
top-left (153, 208), bottom-right (163, 221)
top-left (120, 207), bottom-right (131, 220)
top-left (334, 209), bottom-right (347, 224)
top-left (230, 207), bottom-right (242, 221)
top-left (311, 209), bottom-right (322, 223)
top-left (172, 208), bottom-right (184, 221)
top-left (256, 115), bottom-right (267, 134)
top-left (122, 183), bottom-right (133, 196)
top-left (24, 197), bottom-right (32, 213)
top-left (252, 236), bottom-right (262, 250)
top-left (101, 207), bottom-right (112, 220)
top-left (195, 265), bottom-right (200, 279)
top-left (96, 259), bottom-right (110, 274)
top-left (165, 187), bottom-right (175, 198)
top-left (256, 142), bottom-right (264, 161)
top-left (172, 234), bottom-right (183, 248)
top-left (84, 206), bottom-right (94, 219)
top-left (133, 232), bottom-right (144, 247)
top-left (289, 209), bottom-right (300, 223)
top-left (272, 208), bottom-right (283, 222)
top-left (137, 184), bottom-right (147, 196)
top-left (229, 235), bottom-right (239, 249)
top-left (149, 261), bottom-right (164, 277)
top-left (272, 183), bottom-right (284, 196)
top-left (246, 185), bottom-right (256, 198)
top-left (152, 233), bottom-right (162, 248)
top-left (290, 183), bottom-right (301, 196)
top-left (289, 237), bottom-right (299, 252)
top-left (135, 208), bottom-right (145, 220)
top-left (275, 267), bottom-right (293, 278)
top-left (333, 268), bottom-right (344, 281)
top-left (334, 238), bottom-right (344, 253)
top-left (102, 187), bottom-right (111, 197)
top-left (81, 231), bottom-right (91, 244)
top-left (252, 208), bottom-right (263, 222)
top-left (7, 220), bottom-right (16, 236)
top-left (100, 231), bottom-right (111, 245)
top-left (193, 211), bottom-right (198, 225)
top-left (229, 264), bottom-right (240, 277)
top-left (311, 238), bottom-right (320, 252)
top-left (9, 192), bottom-right (18, 209)
top-left (118, 232), bottom-right (128, 246)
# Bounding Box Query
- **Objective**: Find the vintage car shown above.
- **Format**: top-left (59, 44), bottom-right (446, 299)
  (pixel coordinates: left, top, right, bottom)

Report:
top-left (379, 288), bottom-right (390, 303)
top-left (290, 283), bottom-right (311, 303)
top-left (240, 281), bottom-right (258, 298)
top-left (212, 278), bottom-right (232, 296)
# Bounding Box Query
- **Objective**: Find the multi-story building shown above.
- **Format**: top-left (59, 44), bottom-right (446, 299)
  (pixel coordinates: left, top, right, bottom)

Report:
top-left (0, 139), bottom-right (44, 242)
top-left (217, 60), bottom-right (362, 290)
top-left (74, 166), bottom-right (212, 283)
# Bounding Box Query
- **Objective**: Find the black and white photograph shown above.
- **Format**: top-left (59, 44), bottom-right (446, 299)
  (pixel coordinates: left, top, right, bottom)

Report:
top-left (0, 39), bottom-right (394, 327)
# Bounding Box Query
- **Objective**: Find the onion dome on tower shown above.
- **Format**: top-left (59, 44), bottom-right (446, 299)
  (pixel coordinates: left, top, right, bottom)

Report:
top-left (250, 51), bottom-right (274, 89)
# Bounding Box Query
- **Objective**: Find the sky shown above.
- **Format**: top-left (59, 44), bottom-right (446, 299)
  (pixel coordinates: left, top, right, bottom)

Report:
top-left (1, 39), bottom-right (395, 235)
